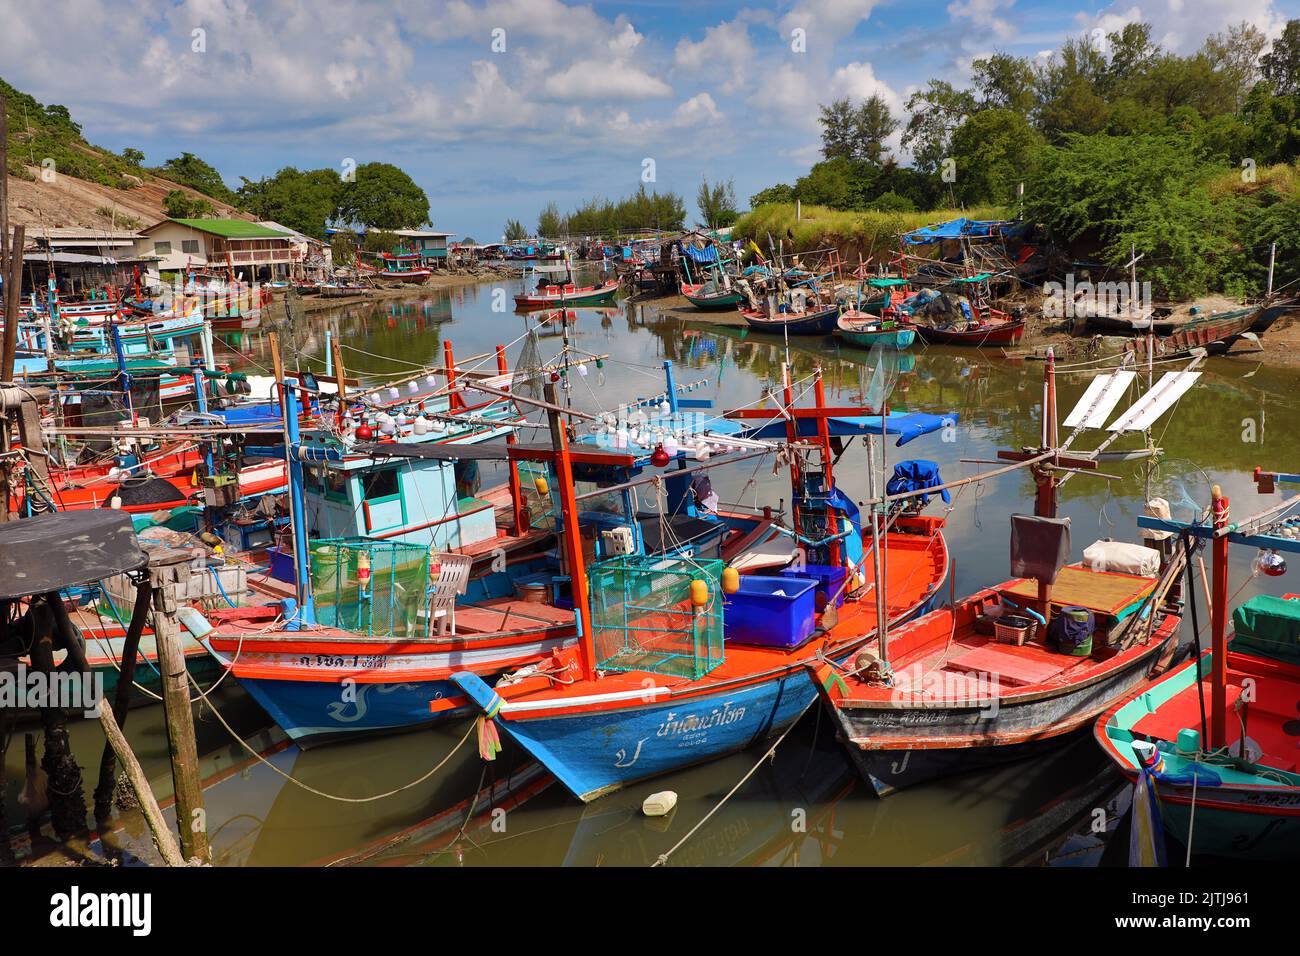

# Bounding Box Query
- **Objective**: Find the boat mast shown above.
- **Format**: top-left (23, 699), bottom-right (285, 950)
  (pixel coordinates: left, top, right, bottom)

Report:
top-left (544, 381), bottom-right (596, 681)
top-left (1208, 485), bottom-right (1230, 749)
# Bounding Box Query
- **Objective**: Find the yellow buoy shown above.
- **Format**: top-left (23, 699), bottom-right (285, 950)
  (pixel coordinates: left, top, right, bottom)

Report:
top-left (690, 579), bottom-right (709, 607)
top-left (721, 566), bottom-right (740, 595)
top-left (534, 475), bottom-right (550, 496)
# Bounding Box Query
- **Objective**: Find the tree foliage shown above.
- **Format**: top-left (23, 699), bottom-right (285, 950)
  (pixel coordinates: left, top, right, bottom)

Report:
top-left (335, 162), bottom-right (430, 230)
top-left (696, 177), bottom-right (738, 229)
top-left (162, 189), bottom-right (216, 218)
top-left (237, 167), bottom-right (342, 239)
top-left (156, 152), bottom-right (237, 204)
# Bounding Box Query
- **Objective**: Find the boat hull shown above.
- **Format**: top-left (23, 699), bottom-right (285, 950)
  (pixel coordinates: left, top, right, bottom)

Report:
top-left (682, 284), bottom-right (745, 311)
top-left (826, 614), bottom-right (1179, 796)
top-left (742, 304), bottom-right (840, 335)
top-left (501, 668), bottom-right (821, 801)
top-left (912, 320), bottom-right (1025, 347)
top-left (837, 319), bottom-right (915, 350)
top-left (514, 284), bottom-right (619, 309)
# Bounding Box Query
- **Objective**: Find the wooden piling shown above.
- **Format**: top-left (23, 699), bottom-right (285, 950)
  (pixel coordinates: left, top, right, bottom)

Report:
top-left (149, 554), bottom-right (211, 864)
top-left (96, 692), bottom-right (185, 866)
top-left (93, 577), bottom-right (154, 823)
top-left (28, 601), bottom-right (88, 841)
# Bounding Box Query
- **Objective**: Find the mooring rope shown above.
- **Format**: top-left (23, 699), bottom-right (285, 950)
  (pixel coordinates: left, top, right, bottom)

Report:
top-left (197, 694), bottom-right (475, 804)
top-left (651, 720), bottom-right (796, 868)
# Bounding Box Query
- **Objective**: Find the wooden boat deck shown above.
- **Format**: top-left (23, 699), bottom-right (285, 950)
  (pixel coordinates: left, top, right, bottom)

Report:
top-left (455, 597), bottom-right (573, 635)
top-left (1001, 565), bottom-right (1155, 618)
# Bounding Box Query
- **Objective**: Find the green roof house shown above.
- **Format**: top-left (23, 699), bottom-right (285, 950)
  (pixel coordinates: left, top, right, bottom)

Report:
top-left (136, 217), bottom-right (296, 278)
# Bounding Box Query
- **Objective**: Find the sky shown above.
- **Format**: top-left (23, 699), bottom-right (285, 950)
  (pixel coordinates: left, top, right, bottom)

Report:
top-left (0, 0), bottom-right (1297, 240)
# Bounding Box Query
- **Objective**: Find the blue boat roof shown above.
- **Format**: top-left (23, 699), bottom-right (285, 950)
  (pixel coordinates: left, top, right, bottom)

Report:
top-left (741, 411), bottom-right (956, 446)
top-left (902, 218), bottom-right (1012, 245)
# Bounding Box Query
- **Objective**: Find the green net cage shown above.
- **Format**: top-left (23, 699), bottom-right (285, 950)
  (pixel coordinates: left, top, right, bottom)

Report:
top-left (308, 537), bottom-right (430, 637)
top-left (588, 555), bottom-right (725, 679)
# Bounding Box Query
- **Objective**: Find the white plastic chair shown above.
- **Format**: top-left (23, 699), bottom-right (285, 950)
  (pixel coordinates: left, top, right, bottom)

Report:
top-left (430, 553), bottom-right (473, 635)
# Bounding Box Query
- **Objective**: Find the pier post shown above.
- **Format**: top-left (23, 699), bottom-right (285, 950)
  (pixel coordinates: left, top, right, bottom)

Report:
top-left (93, 576), bottom-right (154, 823)
top-left (28, 601), bottom-right (87, 842)
top-left (150, 554), bottom-right (211, 864)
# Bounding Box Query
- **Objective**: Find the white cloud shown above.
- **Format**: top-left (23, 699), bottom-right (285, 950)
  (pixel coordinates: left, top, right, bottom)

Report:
top-left (947, 0), bottom-right (1018, 42)
top-left (1075, 0), bottom-right (1290, 54)
top-left (542, 61), bottom-right (672, 101)
top-left (674, 20), bottom-right (754, 94)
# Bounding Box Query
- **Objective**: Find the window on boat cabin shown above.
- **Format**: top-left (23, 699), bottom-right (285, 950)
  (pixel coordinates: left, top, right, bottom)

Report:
top-left (362, 466), bottom-right (401, 503)
top-left (182, 240), bottom-right (201, 254)
top-left (154, 241), bottom-right (172, 255)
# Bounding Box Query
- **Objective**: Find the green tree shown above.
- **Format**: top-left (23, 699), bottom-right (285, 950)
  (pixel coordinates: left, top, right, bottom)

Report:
top-left (121, 147), bottom-right (145, 167)
top-left (363, 229), bottom-right (400, 253)
top-left (903, 80), bottom-right (977, 172)
top-left (972, 53), bottom-right (1036, 115)
top-left (237, 167), bottom-right (342, 239)
top-left (818, 98), bottom-right (857, 160)
top-left (158, 152), bottom-right (237, 203)
top-left (330, 230), bottom-right (360, 267)
top-left (696, 177), bottom-right (738, 228)
top-left (335, 162), bottom-right (430, 229)
top-left (1261, 19), bottom-right (1300, 95)
top-left (818, 95), bottom-right (898, 165)
top-left (948, 109), bottom-right (1043, 205)
top-left (538, 202), bottom-right (565, 237)
top-left (504, 218), bottom-right (528, 241)
top-left (163, 189), bottom-right (216, 218)
top-left (750, 184), bottom-right (795, 207)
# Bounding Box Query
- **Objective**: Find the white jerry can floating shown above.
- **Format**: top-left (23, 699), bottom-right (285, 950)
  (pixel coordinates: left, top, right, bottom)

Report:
top-left (642, 790), bottom-right (678, 817)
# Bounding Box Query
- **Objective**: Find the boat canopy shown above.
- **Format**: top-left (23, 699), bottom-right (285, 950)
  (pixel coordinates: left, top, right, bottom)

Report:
top-left (741, 411), bottom-right (956, 446)
top-left (678, 242), bottom-right (720, 264)
top-left (865, 277), bottom-right (911, 287)
top-left (902, 218), bottom-right (1011, 245)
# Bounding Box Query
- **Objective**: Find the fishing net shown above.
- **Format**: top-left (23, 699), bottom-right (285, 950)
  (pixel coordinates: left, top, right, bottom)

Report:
top-left (309, 537), bottom-right (430, 637)
top-left (588, 555), bottom-right (724, 679)
top-left (511, 328), bottom-right (544, 406)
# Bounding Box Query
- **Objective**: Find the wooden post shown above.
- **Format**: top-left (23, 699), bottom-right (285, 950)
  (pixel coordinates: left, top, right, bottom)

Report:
top-left (1209, 486), bottom-right (1230, 750)
top-left (150, 556), bottom-right (211, 863)
top-left (498, 345), bottom-right (525, 534)
top-left (2, 225), bottom-right (25, 382)
top-left (545, 382), bottom-right (595, 681)
top-left (28, 601), bottom-right (87, 841)
top-left (97, 693), bottom-right (185, 866)
top-left (93, 577), bottom-right (154, 822)
top-left (331, 334), bottom-right (348, 429)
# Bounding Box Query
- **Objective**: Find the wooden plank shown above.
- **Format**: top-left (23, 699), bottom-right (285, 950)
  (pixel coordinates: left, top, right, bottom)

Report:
top-left (1001, 565), bottom-right (1154, 617)
top-left (945, 645), bottom-right (1069, 686)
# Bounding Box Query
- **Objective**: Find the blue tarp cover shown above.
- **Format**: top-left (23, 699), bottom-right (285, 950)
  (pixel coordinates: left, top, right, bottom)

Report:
top-left (741, 411), bottom-right (956, 446)
top-left (679, 242), bottom-right (720, 264)
top-left (902, 218), bottom-right (1011, 245)
top-left (886, 459), bottom-right (950, 504)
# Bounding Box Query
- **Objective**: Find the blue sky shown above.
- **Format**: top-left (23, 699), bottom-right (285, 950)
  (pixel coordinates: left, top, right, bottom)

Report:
top-left (1, 0), bottom-right (1296, 239)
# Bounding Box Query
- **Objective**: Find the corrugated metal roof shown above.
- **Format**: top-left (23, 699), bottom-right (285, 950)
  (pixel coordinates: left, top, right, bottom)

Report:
top-left (149, 218), bottom-right (292, 239)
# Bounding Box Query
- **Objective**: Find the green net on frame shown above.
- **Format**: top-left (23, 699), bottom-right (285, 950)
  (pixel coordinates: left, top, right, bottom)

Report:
top-left (308, 537), bottom-right (430, 638)
top-left (588, 555), bottom-right (725, 679)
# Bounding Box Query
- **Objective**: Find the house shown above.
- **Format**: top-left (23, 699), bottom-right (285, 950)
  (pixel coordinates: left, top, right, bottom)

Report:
top-left (20, 227), bottom-right (154, 296)
top-left (135, 218), bottom-right (296, 281)
top-left (257, 221), bottom-right (333, 278)
top-left (392, 229), bottom-right (454, 268)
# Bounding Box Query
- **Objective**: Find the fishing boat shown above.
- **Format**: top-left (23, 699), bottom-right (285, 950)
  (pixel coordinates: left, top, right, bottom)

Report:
top-left (514, 257), bottom-right (618, 309)
top-left (199, 344), bottom-right (590, 745)
top-left (360, 252), bottom-right (432, 284)
top-left (836, 314), bottom-right (915, 350)
top-left (910, 310), bottom-right (1025, 346)
top-left (1095, 470), bottom-right (1300, 862)
top-left (811, 351), bottom-right (1198, 795)
top-left (681, 281), bottom-right (745, 311)
top-left (742, 302), bottom-right (840, 335)
top-left (1128, 301), bottom-right (1287, 359)
top-left (449, 365), bottom-right (956, 802)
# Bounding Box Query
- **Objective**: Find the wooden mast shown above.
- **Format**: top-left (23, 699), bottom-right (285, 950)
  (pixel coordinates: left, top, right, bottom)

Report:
top-left (544, 381), bottom-right (596, 681)
top-left (1209, 485), bottom-right (1230, 749)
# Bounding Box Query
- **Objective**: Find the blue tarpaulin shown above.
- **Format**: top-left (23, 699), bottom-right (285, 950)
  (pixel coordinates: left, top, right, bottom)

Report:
top-left (886, 460), bottom-right (950, 504)
top-left (741, 411), bottom-right (956, 446)
top-left (902, 218), bottom-right (1012, 245)
top-left (679, 242), bottom-right (720, 264)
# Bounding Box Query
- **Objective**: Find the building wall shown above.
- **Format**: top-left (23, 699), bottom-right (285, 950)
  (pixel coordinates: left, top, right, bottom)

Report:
top-left (135, 222), bottom-right (213, 271)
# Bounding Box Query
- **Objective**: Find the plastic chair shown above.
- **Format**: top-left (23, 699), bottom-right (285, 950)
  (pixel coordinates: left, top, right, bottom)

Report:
top-left (429, 552), bottom-right (473, 635)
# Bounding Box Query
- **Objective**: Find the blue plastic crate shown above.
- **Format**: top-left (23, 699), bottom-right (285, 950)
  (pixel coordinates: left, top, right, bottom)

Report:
top-left (779, 563), bottom-right (847, 609)
top-left (724, 575), bottom-right (818, 648)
